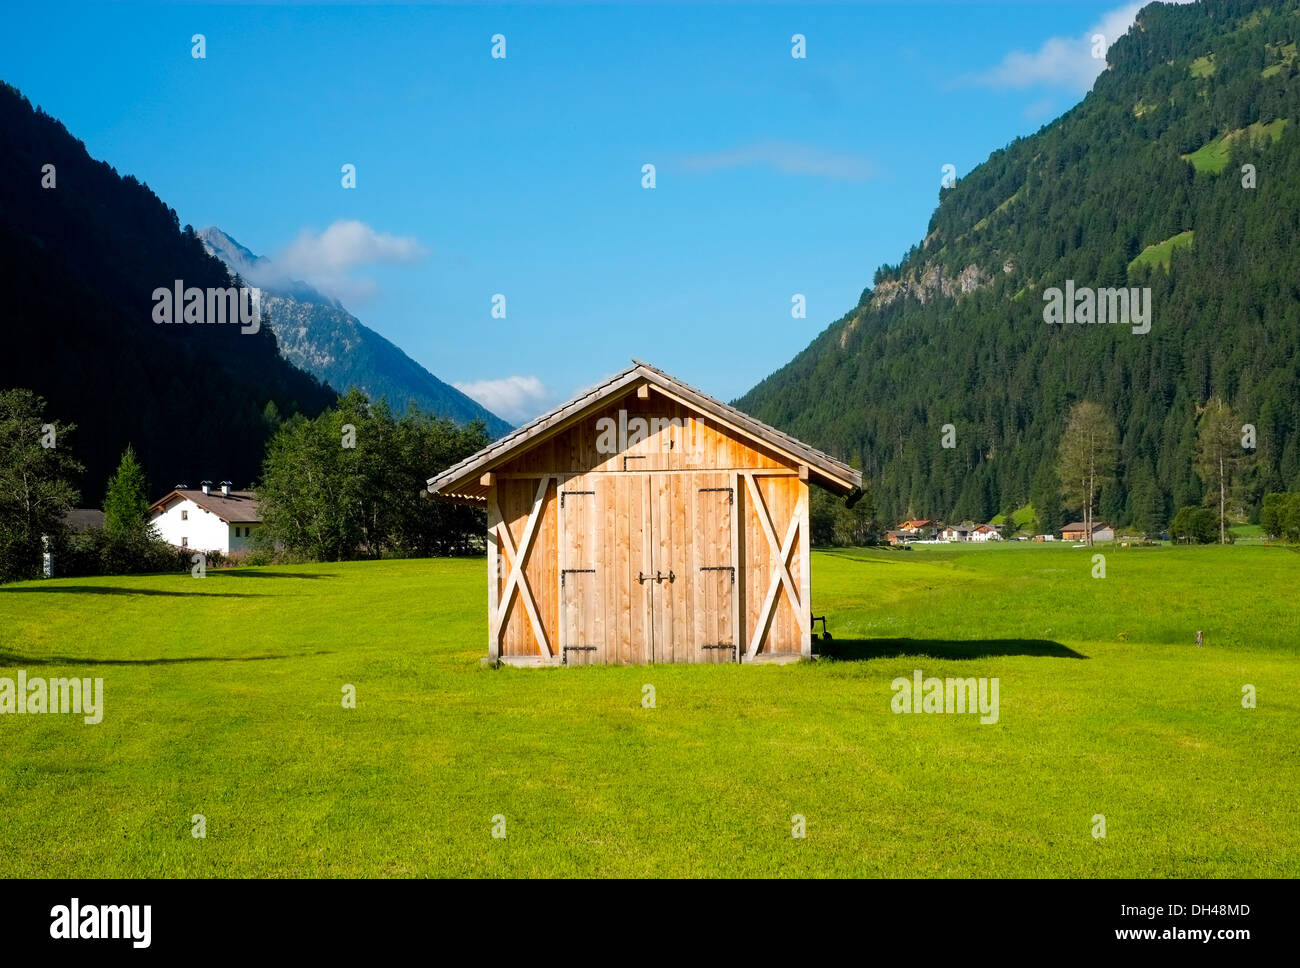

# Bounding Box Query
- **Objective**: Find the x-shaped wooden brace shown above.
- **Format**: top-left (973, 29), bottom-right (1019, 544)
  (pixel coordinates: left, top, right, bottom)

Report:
top-left (492, 476), bottom-right (554, 663)
top-left (743, 472), bottom-right (802, 660)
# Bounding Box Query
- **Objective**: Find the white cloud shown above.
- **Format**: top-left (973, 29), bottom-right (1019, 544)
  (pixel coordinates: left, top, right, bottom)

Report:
top-left (265, 220), bottom-right (427, 303)
top-left (681, 140), bottom-right (877, 181)
top-left (453, 375), bottom-right (553, 425)
top-left (974, 1), bottom-right (1194, 92)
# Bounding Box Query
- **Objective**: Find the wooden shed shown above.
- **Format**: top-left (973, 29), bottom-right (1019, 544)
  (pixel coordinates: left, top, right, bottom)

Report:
top-left (427, 361), bottom-right (862, 666)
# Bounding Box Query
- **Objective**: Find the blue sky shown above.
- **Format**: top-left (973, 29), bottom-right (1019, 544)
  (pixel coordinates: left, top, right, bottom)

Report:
top-left (1, 1), bottom-right (1153, 423)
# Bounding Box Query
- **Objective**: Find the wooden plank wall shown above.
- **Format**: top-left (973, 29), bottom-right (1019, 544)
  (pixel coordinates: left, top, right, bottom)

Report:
top-left (499, 395), bottom-right (789, 477)
top-left (497, 477), bottom-right (558, 659)
top-left (740, 474), bottom-right (809, 657)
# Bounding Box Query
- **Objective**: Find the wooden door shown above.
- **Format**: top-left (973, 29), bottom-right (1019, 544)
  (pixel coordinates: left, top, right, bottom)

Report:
top-left (646, 472), bottom-right (737, 664)
top-left (648, 473), bottom-right (684, 662)
top-left (689, 472), bottom-right (738, 663)
top-left (601, 474), bottom-right (654, 665)
top-left (564, 471), bottom-right (740, 665)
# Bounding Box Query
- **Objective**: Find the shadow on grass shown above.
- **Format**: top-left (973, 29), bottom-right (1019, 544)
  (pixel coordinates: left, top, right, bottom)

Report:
top-left (816, 548), bottom-right (912, 564)
top-left (818, 637), bottom-right (1087, 661)
top-left (0, 586), bottom-right (266, 598)
top-left (211, 571), bottom-right (335, 579)
top-left (0, 649), bottom-right (334, 667)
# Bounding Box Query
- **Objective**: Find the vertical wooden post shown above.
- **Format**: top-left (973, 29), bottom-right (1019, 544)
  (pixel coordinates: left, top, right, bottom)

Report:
top-left (486, 487), bottom-right (501, 664)
top-left (798, 484), bottom-right (812, 657)
top-left (556, 474), bottom-right (567, 666)
top-left (730, 471), bottom-right (741, 662)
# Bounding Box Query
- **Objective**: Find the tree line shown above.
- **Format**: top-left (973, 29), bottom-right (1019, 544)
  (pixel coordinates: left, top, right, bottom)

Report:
top-left (812, 394), bottom-right (1273, 546)
top-left (256, 389), bottom-right (487, 561)
top-left (0, 386), bottom-right (488, 582)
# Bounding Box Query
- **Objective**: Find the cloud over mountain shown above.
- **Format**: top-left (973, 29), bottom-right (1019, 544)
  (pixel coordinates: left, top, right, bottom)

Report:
top-left (974, 0), bottom-right (1194, 93)
top-left (203, 220), bottom-right (426, 305)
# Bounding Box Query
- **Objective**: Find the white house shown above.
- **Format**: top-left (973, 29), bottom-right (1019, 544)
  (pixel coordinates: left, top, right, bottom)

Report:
top-left (149, 481), bottom-right (262, 554)
top-left (970, 524), bottom-right (1002, 542)
top-left (940, 525), bottom-right (971, 541)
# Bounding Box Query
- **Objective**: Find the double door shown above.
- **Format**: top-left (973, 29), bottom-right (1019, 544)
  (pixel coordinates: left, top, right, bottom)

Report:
top-left (558, 472), bottom-right (736, 664)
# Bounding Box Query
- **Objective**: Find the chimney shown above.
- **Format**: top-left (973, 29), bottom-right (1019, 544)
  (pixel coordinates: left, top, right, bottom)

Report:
top-left (201, 480), bottom-right (211, 496)
top-left (220, 481), bottom-right (232, 496)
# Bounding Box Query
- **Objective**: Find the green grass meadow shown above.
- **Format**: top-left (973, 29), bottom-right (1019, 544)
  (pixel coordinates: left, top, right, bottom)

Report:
top-left (1, 543), bottom-right (1297, 878)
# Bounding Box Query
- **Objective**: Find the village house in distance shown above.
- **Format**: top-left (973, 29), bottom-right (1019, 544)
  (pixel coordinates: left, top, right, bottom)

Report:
top-left (886, 518), bottom-right (1115, 545)
top-left (1060, 521), bottom-right (1115, 542)
top-left (148, 481), bottom-right (262, 553)
top-left (886, 520), bottom-right (1006, 545)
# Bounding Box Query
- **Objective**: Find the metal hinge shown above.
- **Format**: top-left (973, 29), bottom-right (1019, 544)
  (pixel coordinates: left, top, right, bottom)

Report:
top-left (698, 486), bottom-right (733, 504)
top-left (700, 565), bottom-right (735, 583)
top-left (560, 489), bottom-right (595, 508)
top-left (561, 568), bottom-right (596, 586)
top-left (562, 645), bottom-right (597, 666)
top-left (622, 455), bottom-right (647, 471)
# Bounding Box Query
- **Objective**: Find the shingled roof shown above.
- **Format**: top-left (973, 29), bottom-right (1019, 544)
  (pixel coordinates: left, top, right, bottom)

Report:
top-left (427, 360), bottom-right (862, 504)
top-left (148, 489), bottom-right (261, 523)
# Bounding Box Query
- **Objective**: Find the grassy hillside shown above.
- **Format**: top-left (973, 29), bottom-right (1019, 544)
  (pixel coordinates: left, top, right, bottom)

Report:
top-left (737, 0), bottom-right (1300, 527)
top-left (1127, 229), bottom-right (1195, 271)
top-left (1, 547), bottom-right (1296, 877)
top-left (1182, 117), bottom-right (1288, 172)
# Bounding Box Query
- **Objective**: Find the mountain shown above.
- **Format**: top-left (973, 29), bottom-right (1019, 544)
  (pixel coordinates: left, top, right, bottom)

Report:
top-left (0, 81), bottom-right (335, 500)
top-left (737, 0), bottom-right (1300, 529)
top-left (199, 227), bottom-right (512, 438)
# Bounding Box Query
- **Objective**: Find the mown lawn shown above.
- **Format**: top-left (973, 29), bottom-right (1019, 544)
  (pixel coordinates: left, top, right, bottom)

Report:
top-left (1, 544), bottom-right (1296, 878)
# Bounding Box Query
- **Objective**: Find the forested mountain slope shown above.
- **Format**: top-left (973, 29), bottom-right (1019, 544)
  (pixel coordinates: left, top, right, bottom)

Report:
top-left (0, 82), bottom-right (335, 498)
top-left (737, 0), bottom-right (1300, 527)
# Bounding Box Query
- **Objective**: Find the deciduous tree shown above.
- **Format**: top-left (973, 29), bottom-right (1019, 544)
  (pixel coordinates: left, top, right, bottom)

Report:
top-left (1057, 401), bottom-right (1117, 546)
top-left (0, 389), bottom-right (82, 582)
top-left (1194, 396), bottom-right (1249, 545)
